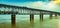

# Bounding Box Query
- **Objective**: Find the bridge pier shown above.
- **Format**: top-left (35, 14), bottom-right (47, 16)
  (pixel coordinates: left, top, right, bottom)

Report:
top-left (55, 14), bottom-right (58, 19)
top-left (11, 14), bottom-right (16, 25)
top-left (50, 14), bottom-right (53, 19)
top-left (40, 14), bottom-right (43, 21)
top-left (30, 14), bottom-right (34, 23)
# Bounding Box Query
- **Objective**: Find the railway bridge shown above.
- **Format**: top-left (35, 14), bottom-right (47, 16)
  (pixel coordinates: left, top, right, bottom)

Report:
top-left (0, 4), bottom-right (60, 25)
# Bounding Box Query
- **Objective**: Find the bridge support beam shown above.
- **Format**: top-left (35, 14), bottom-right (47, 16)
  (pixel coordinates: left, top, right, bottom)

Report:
top-left (50, 14), bottom-right (53, 19)
top-left (30, 14), bottom-right (34, 23)
top-left (40, 14), bottom-right (43, 21)
top-left (11, 14), bottom-right (16, 25)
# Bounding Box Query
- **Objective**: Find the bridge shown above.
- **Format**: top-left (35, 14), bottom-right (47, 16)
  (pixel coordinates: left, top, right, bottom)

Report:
top-left (0, 4), bottom-right (60, 25)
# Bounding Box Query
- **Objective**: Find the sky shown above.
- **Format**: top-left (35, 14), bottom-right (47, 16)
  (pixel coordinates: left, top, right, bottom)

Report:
top-left (0, 0), bottom-right (52, 2)
top-left (0, 0), bottom-right (60, 12)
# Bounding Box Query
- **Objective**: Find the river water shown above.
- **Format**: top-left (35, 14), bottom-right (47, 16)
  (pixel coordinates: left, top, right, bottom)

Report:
top-left (0, 15), bottom-right (60, 28)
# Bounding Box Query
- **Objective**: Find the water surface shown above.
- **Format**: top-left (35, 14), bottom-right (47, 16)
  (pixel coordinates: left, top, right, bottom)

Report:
top-left (0, 15), bottom-right (60, 28)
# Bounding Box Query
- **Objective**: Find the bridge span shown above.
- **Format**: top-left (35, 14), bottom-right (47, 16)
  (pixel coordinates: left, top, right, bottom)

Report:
top-left (0, 4), bottom-right (60, 25)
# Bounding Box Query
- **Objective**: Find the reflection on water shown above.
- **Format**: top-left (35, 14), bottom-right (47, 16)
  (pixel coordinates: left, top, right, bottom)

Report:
top-left (0, 15), bottom-right (60, 28)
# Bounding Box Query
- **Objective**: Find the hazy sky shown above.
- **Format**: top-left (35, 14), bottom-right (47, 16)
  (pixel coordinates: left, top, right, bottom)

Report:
top-left (0, 0), bottom-right (52, 9)
top-left (0, 0), bottom-right (60, 12)
top-left (0, 0), bottom-right (52, 5)
top-left (0, 0), bottom-right (51, 2)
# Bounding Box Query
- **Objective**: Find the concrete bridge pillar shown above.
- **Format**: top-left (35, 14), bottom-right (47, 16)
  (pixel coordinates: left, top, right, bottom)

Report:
top-left (40, 14), bottom-right (43, 21)
top-left (30, 14), bottom-right (34, 23)
top-left (50, 14), bottom-right (53, 19)
top-left (55, 14), bottom-right (58, 19)
top-left (11, 14), bottom-right (16, 25)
